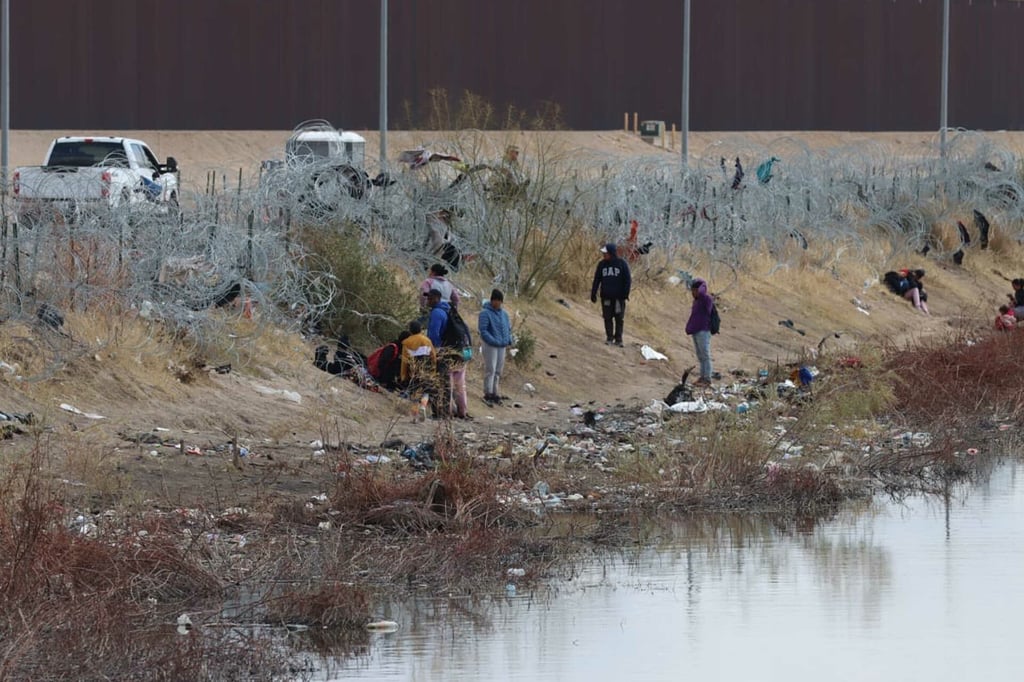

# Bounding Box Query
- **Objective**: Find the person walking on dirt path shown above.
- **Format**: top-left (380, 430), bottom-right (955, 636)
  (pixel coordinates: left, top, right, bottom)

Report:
top-left (685, 278), bottom-right (715, 386)
top-left (478, 288), bottom-right (513, 406)
top-left (419, 262), bottom-right (461, 312)
top-left (590, 242), bottom-right (631, 347)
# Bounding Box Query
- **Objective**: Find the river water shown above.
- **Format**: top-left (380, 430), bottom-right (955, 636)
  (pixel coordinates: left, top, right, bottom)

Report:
top-left (313, 459), bottom-right (1024, 681)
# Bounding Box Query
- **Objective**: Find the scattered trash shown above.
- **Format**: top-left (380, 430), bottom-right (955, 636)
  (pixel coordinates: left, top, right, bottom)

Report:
top-left (364, 620), bottom-right (399, 632)
top-left (254, 385), bottom-right (302, 403)
top-left (401, 442), bottom-right (436, 468)
top-left (665, 398), bottom-right (729, 413)
top-left (640, 345), bottom-right (668, 361)
top-left (778, 319), bottom-right (806, 336)
top-left (177, 613), bottom-right (193, 635)
top-left (966, 448), bottom-right (979, 456)
top-left (37, 303), bottom-right (65, 330)
top-left (507, 568), bottom-right (526, 577)
top-left (523, 382), bottom-right (536, 395)
top-left (60, 403), bottom-right (106, 420)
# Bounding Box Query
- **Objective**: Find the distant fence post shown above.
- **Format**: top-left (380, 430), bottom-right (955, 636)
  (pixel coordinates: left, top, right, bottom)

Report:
top-left (246, 210), bottom-right (254, 280)
top-left (632, 112), bottom-right (638, 133)
top-left (623, 112), bottom-right (628, 132)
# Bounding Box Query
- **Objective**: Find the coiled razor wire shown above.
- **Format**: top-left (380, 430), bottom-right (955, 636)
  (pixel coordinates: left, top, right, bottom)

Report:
top-left (1, 129), bottom-right (1022, 379)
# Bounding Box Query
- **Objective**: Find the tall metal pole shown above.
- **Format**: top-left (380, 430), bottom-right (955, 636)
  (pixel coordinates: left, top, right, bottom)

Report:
top-left (2, 0), bottom-right (10, 192)
top-left (940, 0), bottom-right (949, 158)
top-left (681, 0), bottom-right (691, 170)
top-left (379, 0), bottom-right (388, 169)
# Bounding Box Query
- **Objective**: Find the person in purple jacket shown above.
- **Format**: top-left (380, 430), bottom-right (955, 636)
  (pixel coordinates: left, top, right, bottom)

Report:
top-left (685, 278), bottom-right (714, 386)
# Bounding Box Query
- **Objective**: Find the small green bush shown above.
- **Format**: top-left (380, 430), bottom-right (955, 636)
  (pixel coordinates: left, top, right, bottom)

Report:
top-left (296, 222), bottom-right (417, 349)
top-left (511, 322), bottom-right (536, 369)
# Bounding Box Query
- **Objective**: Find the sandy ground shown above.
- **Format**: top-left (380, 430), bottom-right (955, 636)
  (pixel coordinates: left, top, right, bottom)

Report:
top-left (10, 128), bottom-right (1024, 187)
top-left (3, 129), bottom-right (1023, 509)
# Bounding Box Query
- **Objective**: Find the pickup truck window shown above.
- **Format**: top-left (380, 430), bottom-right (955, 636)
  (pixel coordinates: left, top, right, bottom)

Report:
top-left (47, 141), bottom-right (128, 168)
top-left (289, 140), bottom-right (333, 161)
top-left (140, 144), bottom-right (161, 170)
top-left (127, 144), bottom-right (146, 168)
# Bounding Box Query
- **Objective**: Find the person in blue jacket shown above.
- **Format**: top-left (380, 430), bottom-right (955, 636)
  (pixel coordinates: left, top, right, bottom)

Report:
top-left (590, 242), bottom-right (631, 346)
top-left (478, 288), bottom-right (513, 405)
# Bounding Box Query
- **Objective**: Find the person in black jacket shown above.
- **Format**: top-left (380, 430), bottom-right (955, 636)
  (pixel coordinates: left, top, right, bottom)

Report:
top-left (590, 242), bottom-right (632, 346)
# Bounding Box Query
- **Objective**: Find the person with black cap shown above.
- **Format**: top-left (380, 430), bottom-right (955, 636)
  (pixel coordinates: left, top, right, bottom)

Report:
top-left (590, 242), bottom-right (631, 346)
top-left (478, 288), bottom-right (513, 405)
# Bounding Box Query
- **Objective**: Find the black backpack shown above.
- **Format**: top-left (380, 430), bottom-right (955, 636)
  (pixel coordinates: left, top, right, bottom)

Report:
top-left (709, 303), bottom-right (721, 335)
top-left (442, 307), bottom-right (473, 360)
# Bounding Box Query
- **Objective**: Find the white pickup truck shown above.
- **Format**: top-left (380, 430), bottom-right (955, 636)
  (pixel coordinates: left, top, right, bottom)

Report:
top-left (13, 136), bottom-right (179, 223)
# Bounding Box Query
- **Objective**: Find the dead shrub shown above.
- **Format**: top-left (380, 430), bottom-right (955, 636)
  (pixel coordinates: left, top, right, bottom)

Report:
top-left (887, 327), bottom-right (1024, 428)
top-left (266, 583), bottom-right (370, 628)
top-left (761, 466), bottom-right (844, 511)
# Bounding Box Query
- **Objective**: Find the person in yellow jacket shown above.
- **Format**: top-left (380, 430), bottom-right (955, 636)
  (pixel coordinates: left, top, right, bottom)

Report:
top-left (400, 320), bottom-right (437, 388)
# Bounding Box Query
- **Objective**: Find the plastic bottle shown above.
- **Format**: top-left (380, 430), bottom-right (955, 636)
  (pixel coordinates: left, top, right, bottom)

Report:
top-left (418, 395), bottom-right (429, 422)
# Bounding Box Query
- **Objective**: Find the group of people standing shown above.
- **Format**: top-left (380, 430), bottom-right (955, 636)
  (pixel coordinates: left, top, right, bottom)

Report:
top-left (590, 243), bottom-right (716, 386)
top-left (393, 263), bottom-right (514, 419)
top-left (368, 241), bottom-right (721, 421)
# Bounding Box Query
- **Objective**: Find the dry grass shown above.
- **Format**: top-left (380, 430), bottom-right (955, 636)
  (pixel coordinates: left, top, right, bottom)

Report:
top-left (0, 442), bottom-right (295, 680)
top-left (888, 324), bottom-right (1024, 429)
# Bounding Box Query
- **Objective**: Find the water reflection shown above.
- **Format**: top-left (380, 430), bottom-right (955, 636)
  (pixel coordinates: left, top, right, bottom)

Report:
top-left (312, 459), bottom-right (1024, 681)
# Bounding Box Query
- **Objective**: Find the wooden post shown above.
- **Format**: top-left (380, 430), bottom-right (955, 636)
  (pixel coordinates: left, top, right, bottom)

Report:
top-left (623, 112), bottom-right (628, 132)
top-left (236, 167), bottom-right (243, 221)
top-left (633, 112), bottom-right (638, 134)
top-left (670, 124), bottom-right (676, 150)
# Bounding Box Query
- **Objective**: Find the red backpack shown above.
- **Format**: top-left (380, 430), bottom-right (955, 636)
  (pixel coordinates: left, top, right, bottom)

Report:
top-left (366, 342), bottom-right (399, 379)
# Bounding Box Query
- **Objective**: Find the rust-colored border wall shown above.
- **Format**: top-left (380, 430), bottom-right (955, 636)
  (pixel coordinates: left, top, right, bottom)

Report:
top-left (2, 0), bottom-right (1022, 130)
